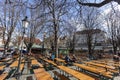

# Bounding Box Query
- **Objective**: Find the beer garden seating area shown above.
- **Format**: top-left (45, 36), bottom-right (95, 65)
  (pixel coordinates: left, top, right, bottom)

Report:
top-left (0, 53), bottom-right (119, 80)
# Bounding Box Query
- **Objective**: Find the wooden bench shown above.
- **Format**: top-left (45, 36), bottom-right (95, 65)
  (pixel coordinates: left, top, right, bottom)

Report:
top-left (85, 61), bottom-right (119, 74)
top-left (34, 68), bottom-right (45, 73)
top-left (53, 71), bottom-right (69, 80)
top-left (85, 62), bottom-right (115, 70)
top-left (57, 66), bottom-right (95, 80)
top-left (0, 73), bottom-right (8, 80)
top-left (10, 61), bottom-right (18, 67)
top-left (101, 72), bottom-right (113, 79)
top-left (34, 68), bottom-right (53, 80)
top-left (73, 63), bottom-right (113, 79)
top-left (43, 59), bottom-right (57, 67)
top-left (0, 65), bottom-right (5, 70)
top-left (54, 58), bottom-right (66, 65)
top-left (20, 64), bottom-right (24, 71)
top-left (32, 60), bottom-right (43, 68)
top-left (74, 63), bottom-right (104, 74)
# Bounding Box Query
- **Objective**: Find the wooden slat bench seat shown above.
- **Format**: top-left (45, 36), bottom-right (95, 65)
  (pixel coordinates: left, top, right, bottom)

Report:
top-left (85, 62), bottom-right (115, 70)
top-left (74, 63), bottom-right (113, 79)
top-left (0, 73), bottom-right (8, 80)
top-left (54, 58), bottom-right (66, 65)
top-left (43, 59), bottom-right (57, 67)
top-left (10, 61), bottom-right (18, 67)
top-left (58, 66), bottom-right (95, 80)
top-left (34, 68), bottom-right (45, 73)
top-left (32, 60), bottom-right (43, 68)
top-left (20, 64), bottom-right (24, 71)
top-left (0, 65), bottom-right (5, 70)
top-left (34, 68), bottom-right (53, 80)
top-left (74, 63), bottom-right (104, 74)
top-left (102, 72), bottom-right (113, 78)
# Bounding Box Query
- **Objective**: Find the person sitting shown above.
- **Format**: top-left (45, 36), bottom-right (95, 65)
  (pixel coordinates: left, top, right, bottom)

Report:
top-left (113, 54), bottom-right (119, 61)
top-left (51, 53), bottom-right (55, 61)
top-left (22, 47), bottom-right (27, 55)
top-left (71, 54), bottom-right (77, 63)
top-left (64, 54), bottom-right (72, 66)
top-left (118, 52), bottom-right (120, 57)
top-left (46, 53), bottom-right (51, 60)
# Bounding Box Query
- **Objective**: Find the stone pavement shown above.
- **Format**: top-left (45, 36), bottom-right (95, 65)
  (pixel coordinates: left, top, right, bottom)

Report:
top-left (6, 60), bottom-right (36, 80)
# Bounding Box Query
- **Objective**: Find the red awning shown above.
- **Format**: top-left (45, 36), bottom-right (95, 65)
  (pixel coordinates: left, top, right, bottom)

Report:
top-left (0, 48), bottom-right (4, 51)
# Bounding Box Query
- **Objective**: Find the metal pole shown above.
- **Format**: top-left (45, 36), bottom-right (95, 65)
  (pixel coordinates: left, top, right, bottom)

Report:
top-left (17, 27), bottom-right (25, 79)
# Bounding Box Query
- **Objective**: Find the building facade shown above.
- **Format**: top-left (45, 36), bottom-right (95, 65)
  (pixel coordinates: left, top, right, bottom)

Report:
top-left (75, 29), bottom-right (106, 50)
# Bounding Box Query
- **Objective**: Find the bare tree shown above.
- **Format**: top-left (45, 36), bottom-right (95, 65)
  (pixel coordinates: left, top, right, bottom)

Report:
top-left (80, 7), bottom-right (102, 58)
top-left (0, 1), bottom-right (24, 54)
top-left (22, 1), bottom-right (46, 53)
top-left (105, 9), bottom-right (120, 54)
top-left (77, 0), bottom-right (120, 7)
top-left (44, 0), bottom-right (68, 58)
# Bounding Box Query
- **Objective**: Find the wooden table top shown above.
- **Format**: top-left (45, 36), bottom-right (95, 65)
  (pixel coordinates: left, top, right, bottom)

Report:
top-left (31, 59), bottom-right (44, 68)
top-left (43, 59), bottom-right (57, 66)
top-left (74, 63), bottom-right (104, 74)
top-left (34, 68), bottom-right (45, 73)
top-left (58, 66), bottom-right (95, 80)
top-left (37, 73), bottom-right (53, 80)
top-left (0, 73), bottom-right (8, 80)
top-left (20, 64), bottom-right (24, 70)
top-left (34, 68), bottom-right (53, 80)
top-left (10, 61), bottom-right (18, 67)
top-left (0, 65), bottom-right (5, 70)
top-left (85, 62), bottom-right (115, 70)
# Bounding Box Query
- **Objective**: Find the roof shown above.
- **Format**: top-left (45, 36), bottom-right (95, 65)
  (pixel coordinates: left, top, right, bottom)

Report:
top-left (18, 36), bottom-right (41, 44)
top-left (76, 29), bottom-right (105, 34)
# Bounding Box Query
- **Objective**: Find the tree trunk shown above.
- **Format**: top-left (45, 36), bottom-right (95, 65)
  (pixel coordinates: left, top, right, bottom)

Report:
top-left (54, 24), bottom-right (58, 58)
top-left (87, 34), bottom-right (93, 59)
top-left (112, 40), bottom-right (117, 54)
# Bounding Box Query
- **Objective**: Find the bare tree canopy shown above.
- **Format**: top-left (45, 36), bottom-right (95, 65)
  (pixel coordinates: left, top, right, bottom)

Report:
top-left (77, 0), bottom-right (120, 7)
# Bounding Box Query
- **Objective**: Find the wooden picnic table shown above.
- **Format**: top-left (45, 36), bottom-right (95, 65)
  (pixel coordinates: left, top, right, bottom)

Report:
top-left (0, 58), bottom-right (11, 62)
top-left (74, 63), bottom-right (113, 79)
top-left (34, 68), bottom-right (53, 80)
top-left (34, 68), bottom-right (45, 73)
top-left (85, 62), bottom-right (115, 70)
top-left (20, 64), bottom-right (24, 71)
top-left (0, 73), bottom-right (8, 80)
top-left (31, 60), bottom-right (38, 65)
top-left (0, 65), bottom-right (5, 70)
top-left (36, 72), bottom-right (53, 80)
top-left (92, 61), bottom-right (107, 64)
top-left (92, 60), bottom-right (120, 68)
top-left (74, 63), bottom-right (104, 74)
top-left (10, 61), bottom-right (18, 67)
top-left (57, 66), bottom-right (95, 80)
top-left (31, 59), bottom-right (43, 68)
top-left (43, 59), bottom-right (57, 66)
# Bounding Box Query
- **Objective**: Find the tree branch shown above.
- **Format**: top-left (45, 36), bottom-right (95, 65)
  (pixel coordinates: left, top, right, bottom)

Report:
top-left (77, 0), bottom-right (112, 7)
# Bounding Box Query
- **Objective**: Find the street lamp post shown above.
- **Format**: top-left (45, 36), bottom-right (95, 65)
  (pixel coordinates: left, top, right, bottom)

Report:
top-left (17, 16), bottom-right (29, 79)
top-left (43, 32), bottom-right (46, 54)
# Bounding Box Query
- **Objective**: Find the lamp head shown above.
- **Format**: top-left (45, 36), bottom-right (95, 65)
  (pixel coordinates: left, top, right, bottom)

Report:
top-left (22, 16), bottom-right (29, 28)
